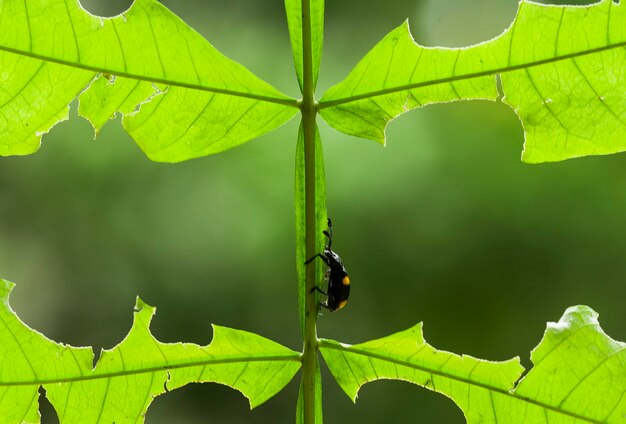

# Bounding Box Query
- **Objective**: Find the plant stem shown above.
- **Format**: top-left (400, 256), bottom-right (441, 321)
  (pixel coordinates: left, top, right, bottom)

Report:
top-left (301, 0), bottom-right (318, 423)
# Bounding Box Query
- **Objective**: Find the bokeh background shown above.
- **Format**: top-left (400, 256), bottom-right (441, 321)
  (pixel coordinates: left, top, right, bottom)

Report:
top-left (0, 0), bottom-right (623, 422)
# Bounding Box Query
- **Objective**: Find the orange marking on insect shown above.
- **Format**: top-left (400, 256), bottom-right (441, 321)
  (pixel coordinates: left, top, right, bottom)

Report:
top-left (338, 300), bottom-right (348, 309)
top-left (342, 276), bottom-right (350, 286)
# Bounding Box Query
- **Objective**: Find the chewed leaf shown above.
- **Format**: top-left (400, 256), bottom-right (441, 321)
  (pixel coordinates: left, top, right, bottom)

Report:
top-left (319, 21), bottom-right (497, 143)
top-left (319, 324), bottom-right (524, 408)
top-left (0, 279), bottom-right (301, 423)
top-left (0, 54), bottom-right (95, 156)
top-left (77, 74), bottom-right (158, 134)
top-left (0, 0), bottom-right (298, 162)
top-left (320, 305), bottom-right (626, 423)
top-left (514, 306), bottom-right (626, 422)
top-left (318, 0), bottom-right (626, 163)
top-left (0, 279), bottom-right (93, 424)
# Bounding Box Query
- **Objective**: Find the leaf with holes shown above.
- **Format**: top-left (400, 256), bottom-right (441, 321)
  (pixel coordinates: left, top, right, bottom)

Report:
top-left (320, 305), bottom-right (626, 423)
top-left (0, 279), bottom-right (301, 423)
top-left (318, 0), bottom-right (626, 163)
top-left (0, 0), bottom-right (299, 162)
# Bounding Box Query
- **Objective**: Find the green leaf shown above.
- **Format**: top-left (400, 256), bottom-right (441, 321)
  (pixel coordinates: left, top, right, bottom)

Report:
top-left (77, 74), bottom-right (157, 135)
top-left (320, 305), bottom-right (626, 423)
top-left (513, 306), bottom-right (626, 423)
top-left (0, 0), bottom-right (299, 162)
top-left (294, 123), bottom-right (327, 336)
top-left (318, 0), bottom-right (626, 163)
top-left (0, 279), bottom-right (93, 424)
top-left (0, 279), bottom-right (301, 423)
top-left (318, 21), bottom-right (497, 143)
top-left (285, 0), bottom-right (324, 91)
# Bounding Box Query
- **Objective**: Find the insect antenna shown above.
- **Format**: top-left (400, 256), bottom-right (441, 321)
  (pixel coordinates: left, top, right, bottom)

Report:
top-left (324, 218), bottom-right (333, 249)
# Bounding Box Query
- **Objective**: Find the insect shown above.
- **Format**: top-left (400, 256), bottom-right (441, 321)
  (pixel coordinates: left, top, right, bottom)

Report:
top-left (305, 218), bottom-right (350, 312)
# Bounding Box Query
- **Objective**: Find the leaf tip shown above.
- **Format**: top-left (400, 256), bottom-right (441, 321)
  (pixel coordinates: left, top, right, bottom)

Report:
top-left (398, 19), bottom-right (417, 53)
top-left (530, 305), bottom-right (601, 365)
top-left (557, 305), bottom-right (599, 329)
top-left (208, 324), bottom-right (233, 347)
top-left (0, 278), bottom-right (15, 305)
top-left (134, 296), bottom-right (156, 320)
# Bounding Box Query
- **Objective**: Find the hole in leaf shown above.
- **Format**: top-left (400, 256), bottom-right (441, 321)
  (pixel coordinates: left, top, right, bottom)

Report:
top-left (495, 73), bottom-right (504, 101)
top-left (92, 347), bottom-right (102, 369)
top-left (39, 387), bottom-right (60, 424)
top-left (531, 0), bottom-right (596, 4)
top-left (416, 0), bottom-right (517, 47)
top-left (147, 377), bottom-right (299, 423)
top-left (79, 0), bottom-right (133, 17)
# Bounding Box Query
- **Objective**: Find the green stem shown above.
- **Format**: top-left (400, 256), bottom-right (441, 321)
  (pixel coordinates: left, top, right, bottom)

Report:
top-left (301, 0), bottom-right (318, 423)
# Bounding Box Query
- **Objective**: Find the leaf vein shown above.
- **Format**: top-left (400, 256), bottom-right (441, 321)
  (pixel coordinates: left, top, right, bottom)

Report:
top-left (318, 39), bottom-right (626, 110)
top-left (382, 36), bottom-right (398, 88)
top-left (531, 322), bottom-right (594, 370)
top-left (125, 90), bottom-right (167, 132)
top-left (145, 12), bottom-right (166, 78)
top-left (319, 340), bottom-right (604, 423)
top-left (15, 393), bottom-right (35, 424)
top-left (22, 0), bottom-right (32, 52)
top-left (0, 62), bottom-right (45, 109)
top-left (62, 0), bottom-right (80, 63)
top-left (0, 314), bottom-right (38, 380)
top-left (602, 389), bottom-right (626, 422)
top-left (0, 46), bottom-right (299, 108)
top-left (571, 57), bottom-right (626, 125)
top-left (150, 93), bottom-right (216, 155)
top-left (94, 374), bottom-right (111, 424)
top-left (557, 346), bottom-right (626, 408)
top-left (554, 8), bottom-right (565, 58)
top-left (0, 354), bottom-right (300, 386)
top-left (231, 362), bottom-right (250, 387)
top-left (257, 362), bottom-right (289, 400)
top-left (111, 20), bottom-right (128, 73)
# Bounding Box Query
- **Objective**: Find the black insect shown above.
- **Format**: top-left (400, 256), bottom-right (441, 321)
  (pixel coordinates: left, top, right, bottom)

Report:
top-left (305, 219), bottom-right (350, 312)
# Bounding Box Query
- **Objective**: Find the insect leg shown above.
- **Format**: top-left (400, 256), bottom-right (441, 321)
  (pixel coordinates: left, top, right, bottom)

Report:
top-left (309, 286), bottom-right (328, 295)
top-left (304, 253), bottom-right (324, 265)
top-left (326, 218), bottom-right (333, 249)
top-left (305, 253), bottom-right (332, 268)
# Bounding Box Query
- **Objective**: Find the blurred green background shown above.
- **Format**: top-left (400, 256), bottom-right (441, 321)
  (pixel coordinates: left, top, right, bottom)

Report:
top-left (0, 0), bottom-right (623, 422)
